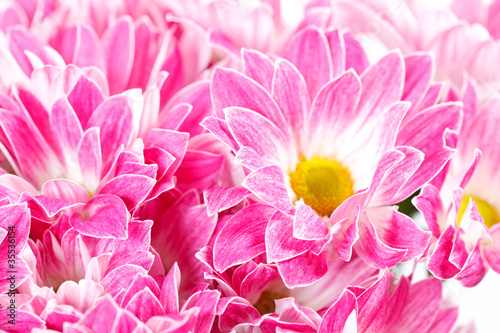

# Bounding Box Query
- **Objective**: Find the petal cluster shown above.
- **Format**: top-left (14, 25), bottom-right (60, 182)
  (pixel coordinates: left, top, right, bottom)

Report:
top-left (0, 0), bottom-right (498, 332)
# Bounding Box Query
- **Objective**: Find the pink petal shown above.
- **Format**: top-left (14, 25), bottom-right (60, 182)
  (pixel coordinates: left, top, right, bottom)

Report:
top-left (455, 242), bottom-right (487, 287)
top-left (355, 270), bottom-right (389, 333)
top-left (225, 106), bottom-right (293, 166)
top-left (402, 54), bottom-right (434, 114)
top-left (266, 210), bottom-right (316, 263)
top-left (204, 186), bottom-right (251, 216)
top-left (161, 263), bottom-right (181, 315)
top-left (41, 179), bottom-right (89, 203)
top-left (427, 226), bottom-right (462, 279)
top-left (325, 29), bottom-right (346, 78)
top-left (343, 31), bottom-right (369, 74)
top-left (354, 213), bottom-right (407, 269)
top-left (385, 278), bottom-right (442, 333)
top-left (284, 27), bottom-right (332, 97)
top-left (70, 194), bottom-right (128, 239)
top-left (98, 174), bottom-right (155, 211)
top-left (102, 17), bottom-right (134, 94)
top-left (357, 51), bottom-right (404, 122)
top-left (369, 208), bottom-right (430, 262)
top-left (211, 67), bottom-right (288, 130)
top-left (50, 96), bottom-right (84, 159)
top-left (483, 225), bottom-right (500, 273)
top-left (86, 95), bottom-right (133, 174)
top-left (272, 59), bottom-right (310, 144)
top-left (164, 81), bottom-right (213, 137)
top-left (276, 250), bottom-right (328, 288)
top-left (125, 287), bottom-right (165, 323)
top-left (242, 165), bottom-right (295, 215)
top-left (200, 116), bottom-right (239, 152)
top-left (174, 150), bottom-right (224, 193)
top-left (78, 128), bottom-right (102, 193)
top-left (213, 204), bottom-right (276, 272)
top-left (67, 74), bottom-right (105, 129)
top-left (308, 69), bottom-right (361, 151)
top-left (243, 49), bottom-right (274, 92)
top-left (319, 290), bottom-right (357, 333)
top-left (293, 199), bottom-right (329, 241)
top-left (0, 110), bottom-right (58, 188)
top-left (413, 184), bottom-right (445, 238)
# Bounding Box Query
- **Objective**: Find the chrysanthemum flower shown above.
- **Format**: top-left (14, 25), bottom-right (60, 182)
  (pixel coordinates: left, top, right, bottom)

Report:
top-left (415, 87), bottom-right (500, 287)
top-left (196, 236), bottom-right (377, 333)
top-left (326, 0), bottom-right (500, 98)
top-left (202, 27), bottom-right (458, 286)
top-left (0, 64), bottom-right (189, 242)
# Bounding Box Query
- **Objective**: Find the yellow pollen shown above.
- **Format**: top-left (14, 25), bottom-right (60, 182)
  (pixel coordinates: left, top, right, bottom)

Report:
top-left (289, 157), bottom-right (354, 217)
top-left (458, 195), bottom-right (499, 228)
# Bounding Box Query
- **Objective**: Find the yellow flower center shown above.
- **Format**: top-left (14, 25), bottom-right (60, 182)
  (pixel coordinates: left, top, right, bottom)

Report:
top-left (458, 195), bottom-right (499, 228)
top-left (289, 157), bottom-right (354, 217)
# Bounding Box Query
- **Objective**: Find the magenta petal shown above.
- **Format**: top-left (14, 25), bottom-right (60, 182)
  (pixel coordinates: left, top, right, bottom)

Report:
top-left (455, 242), bottom-right (487, 287)
top-left (276, 250), bottom-right (328, 288)
top-left (102, 17), bottom-right (134, 94)
top-left (225, 107), bottom-right (293, 165)
top-left (426, 307), bottom-right (459, 333)
top-left (272, 59), bottom-right (310, 141)
top-left (0, 110), bottom-right (58, 187)
top-left (242, 165), bottom-right (295, 215)
top-left (355, 270), bottom-right (389, 333)
top-left (200, 116), bottom-right (239, 152)
top-left (86, 95), bottom-right (132, 173)
top-left (235, 146), bottom-right (269, 170)
top-left (308, 69), bottom-right (361, 148)
top-left (343, 31), bottom-right (369, 74)
top-left (78, 128), bottom-right (102, 193)
top-left (211, 67), bottom-right (288, 130)
top-left (217, 297), bottom-right (261, 333)
top-left (98, 174), bottom-right (155, 211)
top-left (319, 290), bottom-right (357, 333)
top-left (67, 74), bottom-right (105, 128)
top-left (0, 309), bottom-right (45, 331)
top-left (243, 49), bottom-right (274, 92)
top-left (51, 96), bottom-right (84, 158)
top-left (325, 29), bottom-right (346, 78)
top-left (413, 184), bottom-right (445, 238)
top-left (354, 214), bottom-right (407, 269)
top-left (213, 204), bottom-right (276, 272)
top-left (402, 54), bottom-right (434, 114)
top-left (41, 179), bottom-right (89, 203)
top-left (293, 199), bottom-right (329, 240)
top-left (266, 210), bottom-right (316, 262)
top-left (427, 226), bottom-right (462, 279)
top-left (125, 287), bottom-right (165, 323)
top-left (70, 194), bottom-right (128, 239)
top-left (161, 263), bottom-right (181, 315)
top-left (174, 150), bottom-right (224, 193)
top-left (483, 226), bottom-right (500, 273)
top-left (369, 208), bottom-right (430, 262)
top-left (204, 186), bottom-right (251, 216)
top-left (358, 51), bottom-right (404, 121)
top-left (385, 278), bottom-right (443, 333)
top-left (284, 27), bottom-right (332, 97)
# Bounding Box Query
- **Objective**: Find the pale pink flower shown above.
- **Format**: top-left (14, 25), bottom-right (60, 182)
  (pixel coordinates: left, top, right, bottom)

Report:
top-left (326, 0), bottom-right (500, 97)
top-left (202, 27), bottom-right (457, 286)
top-left (415, 82), bottom-right (500, 287)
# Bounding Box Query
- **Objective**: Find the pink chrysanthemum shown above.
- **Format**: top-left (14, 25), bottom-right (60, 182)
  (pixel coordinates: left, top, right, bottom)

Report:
top-left (415, 84), bottom-right (500, 287)
top-left (202, 27), bottom-right (458, 286)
